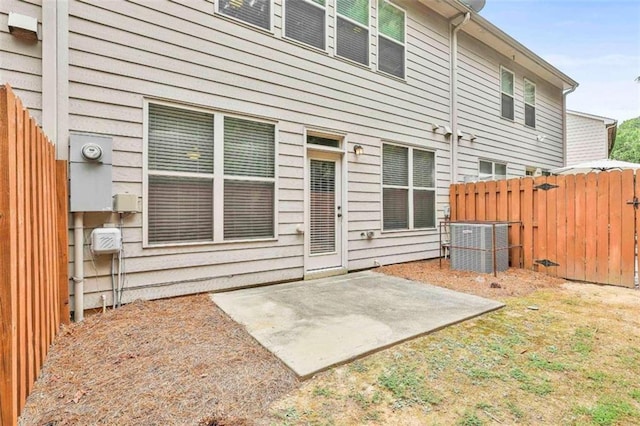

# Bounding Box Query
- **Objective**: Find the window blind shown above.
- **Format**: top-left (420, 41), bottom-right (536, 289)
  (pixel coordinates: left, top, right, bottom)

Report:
top-left (148, 104), bottom-right (214, 174)
top-left (383, 188), bottom-right (408, 230)
top-left (413, 149), bottom-right (435, 188)
top-left (414, 189), bottom-right (435, 229)
top-left (285, 0), bottom-right (326, 50)
top-left (383, 144), bottom-right (408, 186)
top-left (378, 36), bottom-right (404, 78)
top-left (224, 117), bottom-right (275, 178)
top-left (219, 0), bottom-right (271, 29)
top-left (223, 180), bottom-right (274, 240)
top-left (336, 17), bottom-right (369, 65)
top-left (310, 160), bottom-right (336, 254)
top-left (148, 175), bottom-right (213, 244)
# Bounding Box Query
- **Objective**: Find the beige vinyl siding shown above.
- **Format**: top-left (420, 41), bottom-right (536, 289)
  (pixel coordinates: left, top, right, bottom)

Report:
top-left (455, 32), bottom-right (564, 180)
top-left (64, 0), bottom-right (455, 308)
top-left (0, 0), bottom-right (42, 124)
top-left (566, 113), bottom-right (608, 166)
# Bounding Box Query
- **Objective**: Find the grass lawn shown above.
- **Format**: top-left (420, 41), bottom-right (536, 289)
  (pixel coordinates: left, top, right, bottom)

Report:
top-left (270, 267), bottom-right (640, 425)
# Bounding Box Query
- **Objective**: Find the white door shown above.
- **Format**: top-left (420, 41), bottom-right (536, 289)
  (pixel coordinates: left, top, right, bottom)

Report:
top-left (307, 153), bottom-right (342, 271)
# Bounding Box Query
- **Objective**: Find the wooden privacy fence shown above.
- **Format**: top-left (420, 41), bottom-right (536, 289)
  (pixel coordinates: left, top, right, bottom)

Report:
top-left (449, 171), bottom-right (639, 288)
top-left (1, 84), bottom-right (70, 425)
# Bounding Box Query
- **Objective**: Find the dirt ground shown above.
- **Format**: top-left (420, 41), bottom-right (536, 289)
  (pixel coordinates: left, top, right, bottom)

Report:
top-left (19, 259), bottom-right (640, 425)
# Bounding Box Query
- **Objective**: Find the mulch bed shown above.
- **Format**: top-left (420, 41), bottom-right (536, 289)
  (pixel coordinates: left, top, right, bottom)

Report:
top-left (378, 258), bottom-right (568, 299)
top-left (19, 294), bottom-right (299, 425)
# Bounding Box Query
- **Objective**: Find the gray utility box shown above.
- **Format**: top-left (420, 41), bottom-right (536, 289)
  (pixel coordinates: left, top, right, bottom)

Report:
top-left (69, 133), bottom-right (113, 212)
top-left (450, 222), bottom-right (509, 274)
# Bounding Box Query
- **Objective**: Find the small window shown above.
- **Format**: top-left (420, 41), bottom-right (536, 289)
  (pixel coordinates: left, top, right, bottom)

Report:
top-left (336, 0), bottom-right (370, 66)
top-left (218, 0), bottom-right (271, 30)
top-left (479, 160), bottom-right (507, 181)
top-left (307, 134), bottom-right (341, 148)
top-left (284, 0), bottom-right (326, 50)
top-left (146, 103), bottom-right (276, 245)
top-left (524, 79), bottom-right (536, 128)
top-left (500, 67), bottom-right (514, 120)
top-left (377, 0), bottom-right (405, 78)
top-left (382, 143), bottom-right (436, 230)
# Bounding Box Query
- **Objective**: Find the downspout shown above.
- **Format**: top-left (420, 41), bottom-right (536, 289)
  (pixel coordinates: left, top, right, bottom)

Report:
top-left (450, 12), bottom-right (470, 183)
top-left (561, 84), bottom-right (578, 166)
top-left (73, 212), bottom-right (84, 322)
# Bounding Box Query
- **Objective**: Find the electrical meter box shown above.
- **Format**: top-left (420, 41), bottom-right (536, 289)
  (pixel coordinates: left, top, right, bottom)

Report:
top-left (70, 133), bottom-right (113, 212)
top-left (90, 228), bottom-right (122, 254)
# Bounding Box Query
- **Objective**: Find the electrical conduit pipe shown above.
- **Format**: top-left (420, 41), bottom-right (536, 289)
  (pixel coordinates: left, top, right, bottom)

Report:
top-left (450, 12), bottom-right (470, 183)
top-left (73, 212), bottom-right (84, 322)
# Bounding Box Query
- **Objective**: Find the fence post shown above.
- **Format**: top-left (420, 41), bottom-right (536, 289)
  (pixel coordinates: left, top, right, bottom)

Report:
top-left (57, 161), bottom-right (70, 324)
top-left (1, 84), bottom-right (19, 426)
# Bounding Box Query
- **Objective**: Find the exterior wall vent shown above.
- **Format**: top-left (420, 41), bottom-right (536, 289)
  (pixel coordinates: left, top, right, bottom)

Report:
top-left (450, 223), bottom-right (509, 274)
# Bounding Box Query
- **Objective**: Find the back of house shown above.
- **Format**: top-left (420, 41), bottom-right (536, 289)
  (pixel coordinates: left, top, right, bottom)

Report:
top-left (1, 0), bottom-right (576, 315)
top-left (566, 110), bottom-right (617, 166)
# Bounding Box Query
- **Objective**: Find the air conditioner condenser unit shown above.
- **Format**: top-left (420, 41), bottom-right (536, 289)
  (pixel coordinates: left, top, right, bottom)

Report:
top-left (450, 223), bottom-right (509, 274)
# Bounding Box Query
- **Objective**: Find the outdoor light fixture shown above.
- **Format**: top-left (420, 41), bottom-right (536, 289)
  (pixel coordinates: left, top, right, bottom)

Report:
top-left (442, 126), bottom-right (453, 137)
top-left (430, 123), bottom-right (439, 132)
top-left (457, 130), bottom-right (464, 139)
top-left (469, 134), bottom-right (477, 142)
top-left (353, 145), bottom-right (364, 155)
top-left (536, 134), bottom-right (546, 142)
top-left (8, 12), bottom-right (38, 41)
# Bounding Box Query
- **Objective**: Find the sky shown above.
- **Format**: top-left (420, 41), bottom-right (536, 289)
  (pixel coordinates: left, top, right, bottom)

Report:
top-left (480, 0), bottom-right (640, 123)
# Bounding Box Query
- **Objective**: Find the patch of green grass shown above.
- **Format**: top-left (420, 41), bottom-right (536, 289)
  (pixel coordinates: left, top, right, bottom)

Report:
top-left (586, 371), bottom-right (607, 383)
top-left (457, 410), bottom-right (484, 426)
top-left (466, 368), bottom-right (502, 381)
top-left (378, 365), bottom-right (440, 408)
top-left (510, 367), bottom-right (553, 396)
top-left (509, 367), bottom-right (529, 382)
top-left (630, 389), bottom-right (640, 402)
top-left (312, 387), bottom-right (334, 398)
top-left (275, 406), bottom-right (300, 425)
top-left (348, 390), bottom-right (382, 410)
top-left (576, 399), bottom-right (638, 426)
top-left (505, 401), bottom-right (524, 419)
top-left (528, 353), bottom-right (570, 371)
top-left (349, 361), bottom-right (368, 373)
top-left (572, 327), bottom-right (595, 356)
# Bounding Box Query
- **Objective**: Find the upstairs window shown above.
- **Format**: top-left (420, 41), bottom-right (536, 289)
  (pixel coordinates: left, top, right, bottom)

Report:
top-left (500, 67), bottom-right (514, 120)
top-left (146, 103), bottom-right (276, 245)
top-left (382, 144), bottom-right (436, 230)
top-left (377, 0), bottom-right (405, 78)
top-left (524, 78), bottom-right (536, 128)
top-left (479, 160), bottom-right (507, 181)
top-left (218, 0), bottom-right (271, 30)
top-left (336, 0), bottom-right (370, 66)
top-left (284, 0), bottom-right (326, 50)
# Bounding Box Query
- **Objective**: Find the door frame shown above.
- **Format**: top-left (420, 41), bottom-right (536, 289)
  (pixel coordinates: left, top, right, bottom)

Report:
top-left (303, 128), bottom-right (348, 278)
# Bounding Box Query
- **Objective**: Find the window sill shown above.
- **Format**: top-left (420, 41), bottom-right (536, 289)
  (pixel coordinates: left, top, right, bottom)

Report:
top-left (380, 227), bottom-right (437, 235)
top-left (143, 236), bottom-right (278, 249)
top-left (214, 11), bottom-right (274, 36)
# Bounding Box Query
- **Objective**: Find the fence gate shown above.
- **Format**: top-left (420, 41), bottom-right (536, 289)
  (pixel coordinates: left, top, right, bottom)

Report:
top-left (450, 170), bottom-right (638, 288)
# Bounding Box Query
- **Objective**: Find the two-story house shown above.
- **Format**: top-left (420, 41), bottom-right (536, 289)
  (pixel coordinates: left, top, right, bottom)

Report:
top-left (2, 0), bottom-right (577, 316)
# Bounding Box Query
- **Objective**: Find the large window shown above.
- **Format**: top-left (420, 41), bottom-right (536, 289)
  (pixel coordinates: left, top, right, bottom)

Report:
top-left (336, 0), bottom-right (370, 65)
top-left (284, 0), bottom-right (326, 50)
top-left (500, 66), bottom-right (515, 120)
top-left (479, 160), bottom-right (507, 181)
top-left (146, 103), bottom-right (276, 245)
top-left (524, 78), bottom-right (536, 128)
top-left (382, 144), bottom-right (435, 230)
top-left (218, 0), bottom-right (271, 30)
top-left (377, 0), bottom-right (405, 78)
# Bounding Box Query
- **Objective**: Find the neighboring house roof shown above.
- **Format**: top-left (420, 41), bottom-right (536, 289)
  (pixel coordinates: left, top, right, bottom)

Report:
top-left (567, 110), bottom-right (618, 155)
top-left (421, 0), bottom-right (579, 90)
top-left (551, 159), bottom-right (640, 175)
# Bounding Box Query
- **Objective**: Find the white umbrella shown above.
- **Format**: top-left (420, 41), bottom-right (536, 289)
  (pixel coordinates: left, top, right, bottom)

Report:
top-left (551, 159), bottom-right (640, 175)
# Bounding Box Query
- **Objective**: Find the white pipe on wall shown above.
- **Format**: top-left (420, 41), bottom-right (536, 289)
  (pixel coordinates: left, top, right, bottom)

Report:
top-left (450, 12), bottom-right (470, 184)
top-left (73, 212), bottom-right (84, 322)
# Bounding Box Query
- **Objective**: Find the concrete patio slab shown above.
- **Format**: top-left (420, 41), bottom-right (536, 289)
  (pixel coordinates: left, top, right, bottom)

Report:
top-left (211, 271), bottom-right (504, 378)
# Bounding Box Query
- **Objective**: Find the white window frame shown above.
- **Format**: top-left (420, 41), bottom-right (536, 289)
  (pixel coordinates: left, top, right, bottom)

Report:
top-left (282, 0), bottom-right (329, 53)
top-left (143, 99), bottom-right (278, 248)
top-left (334, 0), bottom-right (372, 67)
top-left (524, 78), bottom-right (536, 128)
top-left (478, 159), bottom-right (507, 181)
top-left (376, 0), bottom-right (406, 80)
top-left (500, 66), bottom-right (515, 121)
top-left (381, 142), bottom-right (437, 232)
top-left (215, 0), bottom-right (274, 33)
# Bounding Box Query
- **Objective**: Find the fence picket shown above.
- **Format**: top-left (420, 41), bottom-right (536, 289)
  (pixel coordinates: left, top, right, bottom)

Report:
top-left (574, 174), bottom-right (587, 281)
top-left (607, 171), bottom-right (622, 285)
top-left (556, 175), bottom-right (567, 278)
top-left (596, 172), bottom-right (610, 284)
top-left (564, 175), bottom-right (576, 280)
